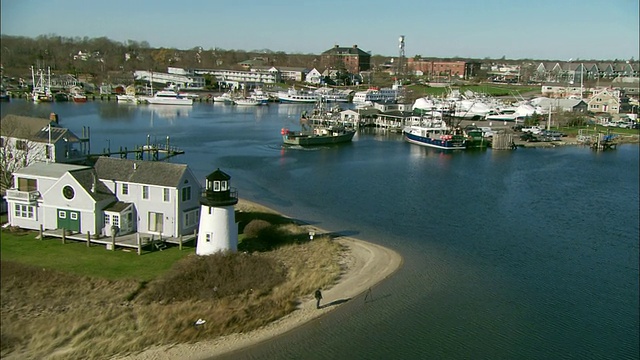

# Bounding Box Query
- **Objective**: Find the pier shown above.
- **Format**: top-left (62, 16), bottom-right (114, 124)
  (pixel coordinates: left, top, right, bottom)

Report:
top-left (88, 134), bottom-right (185, 163)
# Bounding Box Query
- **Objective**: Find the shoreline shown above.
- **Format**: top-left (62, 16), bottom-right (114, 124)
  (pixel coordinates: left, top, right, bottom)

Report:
top-left (116, 200), bottom-right (403, 360)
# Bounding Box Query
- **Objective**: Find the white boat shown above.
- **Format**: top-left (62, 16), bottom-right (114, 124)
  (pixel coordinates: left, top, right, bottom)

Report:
top-left (117, 85), bottom-right (140, 103)
top-left (314, 86), bottom-right (350, 102)
top-left (143, 90), bottom-right (193, 106)
top-left (250, 87), bottom-right (270, 104)
top-left (30, 66), bottom-right (53, 103)
top-left (233, 97), bottom-right (261, 106)
top-left (213, 91), bottom-right (237, 104)
top-left (277, 87), bottom-right (318, 103)
top-left (352, 82), bottom-right (402, 105)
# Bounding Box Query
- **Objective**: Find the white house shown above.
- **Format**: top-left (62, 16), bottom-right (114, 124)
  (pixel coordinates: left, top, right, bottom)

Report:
top-left (1, 114), bottom-right (87, 166)
top-left (4, 157), bottom-right (203, 240)
top-left (305, 68), bottom-right (323, 85)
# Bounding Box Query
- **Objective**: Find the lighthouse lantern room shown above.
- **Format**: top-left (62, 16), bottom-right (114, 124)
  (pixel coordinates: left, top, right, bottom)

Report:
top-left (196, 168), bottom-right (238, 255)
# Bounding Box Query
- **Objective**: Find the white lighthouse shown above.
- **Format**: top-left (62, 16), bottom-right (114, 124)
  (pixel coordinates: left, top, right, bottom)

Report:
top-left (196, 168), bottom-right (238, 255)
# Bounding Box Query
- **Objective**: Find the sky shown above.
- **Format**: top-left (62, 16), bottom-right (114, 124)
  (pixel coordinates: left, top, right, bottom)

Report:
top-left (1, 0), bottom-right (638, 61)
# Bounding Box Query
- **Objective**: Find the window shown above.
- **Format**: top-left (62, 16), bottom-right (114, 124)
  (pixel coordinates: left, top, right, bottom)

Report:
top-left (70, 212), bottom-right (78, 221)
top-left (104, 214), bottom-right (110, 225)
top-left (112, 215), bottom-right (119, 228)
top-left (16, 140), bottom-right (27, 151)
top-left (142, 186), bottom-right (149, 199)
top-left (184, 208), bottom-right (200, 227)
top-left (122, 183), bottom-right (129, 195)
top-left (18, 178), bottom-right (37, 192)
top-left (58, 210), bottom-right (66, 219)
top-left (221, 180), bottom-right (228, 191)
top-left (214, 181), bottom-right (220, 191)
top-left (181, 186), bottom-right (191, 202)
top-left (163, 188), bottom-right (170, 202)
top-left (205, 233), bottom-right (211, 242)
top-left (14, 204), bottom-right (34, 219)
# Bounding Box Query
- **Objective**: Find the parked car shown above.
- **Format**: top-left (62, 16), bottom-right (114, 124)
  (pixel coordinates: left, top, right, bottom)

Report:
top-left (520, 132), bottom-right (539, 142)
top-left (521, 125), bottom-right (543, 135)
top-left (539, 130), bottom-right (565, 138)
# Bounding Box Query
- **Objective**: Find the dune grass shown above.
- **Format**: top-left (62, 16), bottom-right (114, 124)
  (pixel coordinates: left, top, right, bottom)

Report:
top-left (1, 204), bottom-right (346, 359)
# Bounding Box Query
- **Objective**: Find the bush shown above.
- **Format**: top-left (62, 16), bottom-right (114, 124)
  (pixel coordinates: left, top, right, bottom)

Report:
top-left (243, 219), bottom-right (271, 238)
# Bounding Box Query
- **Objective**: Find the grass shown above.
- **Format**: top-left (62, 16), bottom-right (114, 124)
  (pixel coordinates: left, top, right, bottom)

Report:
top-left (0, 229), bottom-right (192, 281)
top-left (1, 204), bottom-right (346, 359)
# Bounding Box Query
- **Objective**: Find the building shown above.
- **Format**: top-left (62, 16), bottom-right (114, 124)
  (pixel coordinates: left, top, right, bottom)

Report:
top-left (406, 58), bottom-right (475, 79)
top-left (0, 114), bottom-right (88, 173)
top-left (320, 45), bottom-right (371, 74)
top-left (587, 88), bottom-right (621, 114)
top-left (4, 157), bottom-right (203, 240)
top-left (305, 68), bottom-right (323, 85)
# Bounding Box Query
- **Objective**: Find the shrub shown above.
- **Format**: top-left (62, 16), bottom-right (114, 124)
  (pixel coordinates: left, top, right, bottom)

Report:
top-left (243, 219), bottom-right (271, 238)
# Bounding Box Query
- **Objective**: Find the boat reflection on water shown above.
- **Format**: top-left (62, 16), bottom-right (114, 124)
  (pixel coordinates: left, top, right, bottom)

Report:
top-left (145, 104), bottom-right (191, 126)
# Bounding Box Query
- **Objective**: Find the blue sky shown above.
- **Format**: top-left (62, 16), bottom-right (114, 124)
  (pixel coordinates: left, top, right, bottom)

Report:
top-left (1, 0), bottom-right (638, 60)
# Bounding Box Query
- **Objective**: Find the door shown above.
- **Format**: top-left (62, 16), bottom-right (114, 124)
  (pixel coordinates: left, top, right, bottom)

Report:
top-left (57, 209), bottom-right (80, 232)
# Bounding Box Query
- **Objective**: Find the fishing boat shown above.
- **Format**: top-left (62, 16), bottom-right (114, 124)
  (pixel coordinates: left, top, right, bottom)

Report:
top-left (281, 96), bottom-right (355, 146)
top-left (213, 91), bottom-right (237, 104)
top-left (70, 86), bottom-right (88, 103)
top-left (281, 125), bottom-right (355, 146)
top-left (30, 66), bottom-right (53, 103)
top-left (402, 118), bottom-right (467, 150)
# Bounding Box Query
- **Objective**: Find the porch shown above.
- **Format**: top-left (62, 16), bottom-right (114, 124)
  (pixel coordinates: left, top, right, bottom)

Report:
top-left (38, 226), bottom-right (197, 255)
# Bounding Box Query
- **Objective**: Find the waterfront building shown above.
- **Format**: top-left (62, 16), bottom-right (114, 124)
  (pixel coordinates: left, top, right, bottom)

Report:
top-left (4, 158), bottom-right (202, 240)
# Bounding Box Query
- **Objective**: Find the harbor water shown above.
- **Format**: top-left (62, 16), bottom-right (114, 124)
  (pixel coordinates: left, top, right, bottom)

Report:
top-left (2, 101), bottom-right (639, 359)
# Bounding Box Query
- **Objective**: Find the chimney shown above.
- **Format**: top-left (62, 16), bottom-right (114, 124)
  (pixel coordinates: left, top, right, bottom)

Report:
top-left (353, 45), bottom-right (358, 48)
top-left (91, 171), bottom-right (97, 193)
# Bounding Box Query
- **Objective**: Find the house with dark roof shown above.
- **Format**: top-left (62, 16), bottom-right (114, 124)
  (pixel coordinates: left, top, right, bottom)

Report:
top-left (0, 114), bottom-right (87, 168)
top-left (4, 157), bottom-right (202, 241)
top-left (320, 45), bottom-right (371, 74)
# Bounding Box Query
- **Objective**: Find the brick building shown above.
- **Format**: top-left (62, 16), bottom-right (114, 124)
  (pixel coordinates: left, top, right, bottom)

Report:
top-left (320, 45), bottom-right (371, 74)
top-left (407, 58), bottom-right (477, 79)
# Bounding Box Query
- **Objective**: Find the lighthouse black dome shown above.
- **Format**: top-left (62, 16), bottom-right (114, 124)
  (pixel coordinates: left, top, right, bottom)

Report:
top-left (201, 168), bottom-right (238, 207)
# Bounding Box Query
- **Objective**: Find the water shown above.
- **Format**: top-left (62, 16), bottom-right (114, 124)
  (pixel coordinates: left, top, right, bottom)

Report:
top-left (3, 101), bottom-right (639, 359)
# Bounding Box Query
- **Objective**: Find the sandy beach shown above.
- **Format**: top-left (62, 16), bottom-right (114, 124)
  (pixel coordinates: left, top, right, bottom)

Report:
top-left (116, 200), bottom-right (402, 360)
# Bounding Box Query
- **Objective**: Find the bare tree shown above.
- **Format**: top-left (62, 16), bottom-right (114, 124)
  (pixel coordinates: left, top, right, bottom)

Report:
top-left (0, 126), bottom-right (42, 193)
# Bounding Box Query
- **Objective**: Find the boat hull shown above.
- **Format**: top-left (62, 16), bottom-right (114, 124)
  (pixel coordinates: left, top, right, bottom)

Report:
top-left (403, 131), bottom-right (466, 150)
top-left (145, 98), bottom-right (193, 106)
top-left (282, 130), bottom-right (355, 146)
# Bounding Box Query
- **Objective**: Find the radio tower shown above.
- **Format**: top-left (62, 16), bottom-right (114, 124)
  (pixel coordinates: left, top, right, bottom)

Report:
top-left (398, 35), bottom-right (406, 79)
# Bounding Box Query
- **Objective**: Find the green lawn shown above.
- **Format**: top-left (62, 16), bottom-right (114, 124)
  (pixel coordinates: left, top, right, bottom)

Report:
top-left (0, 229), bottom-right (194, 281)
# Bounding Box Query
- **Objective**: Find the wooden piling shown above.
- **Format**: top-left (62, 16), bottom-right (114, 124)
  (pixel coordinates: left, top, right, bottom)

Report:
top-left (62, 229), bottom-right (66, 244)
top-left (39, 224), bottom-right (43, 240)
top-left (137, 233), bottom-right (142, 255)
top-left (111, 232), bottom-right (116, 251)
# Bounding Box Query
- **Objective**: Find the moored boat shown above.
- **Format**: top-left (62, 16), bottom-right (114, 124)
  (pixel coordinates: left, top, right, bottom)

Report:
top-left (403, 123), bottom-right (467, 150)
top-left (234, 97), bottom-right (261, 106)
top-left (277, 87), bottom-right (318, 103)
top-left (142, 90), bottom-right (193, 106)
top-left (281, 125), bottom-right (355, 146)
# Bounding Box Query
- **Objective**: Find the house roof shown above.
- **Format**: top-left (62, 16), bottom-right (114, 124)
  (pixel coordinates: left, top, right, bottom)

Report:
top-left (69, 168), bottom-right (116, 201)
top-left (93, 157), bottom-right (189, 188)
top-left (322, 45), bottom-right (370, 57)
top-left (0, 114), bottom-right (79, 143)
top-left (14, 162), bottom-right (90, 178)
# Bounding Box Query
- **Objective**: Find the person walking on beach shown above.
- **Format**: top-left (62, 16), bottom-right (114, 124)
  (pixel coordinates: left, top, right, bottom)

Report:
top-left (314, 288), bottom-right (323, 309)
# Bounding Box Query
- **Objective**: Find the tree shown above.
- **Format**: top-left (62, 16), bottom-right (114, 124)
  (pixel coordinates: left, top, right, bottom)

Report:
top-left (0, 126), bottom-right (41, 193)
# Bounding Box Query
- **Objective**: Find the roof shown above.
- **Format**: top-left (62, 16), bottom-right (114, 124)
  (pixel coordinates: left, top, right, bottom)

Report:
top-left (0, 114), bottom-right (79, 143)
top-left (93, 157), bottom-right (189, 188)
top-left (69, 168), bottom-right (116, 201)
top-left (322, 45), bottom-right (371, 57)
top-left (14, 162), bottom-right (90, 178)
